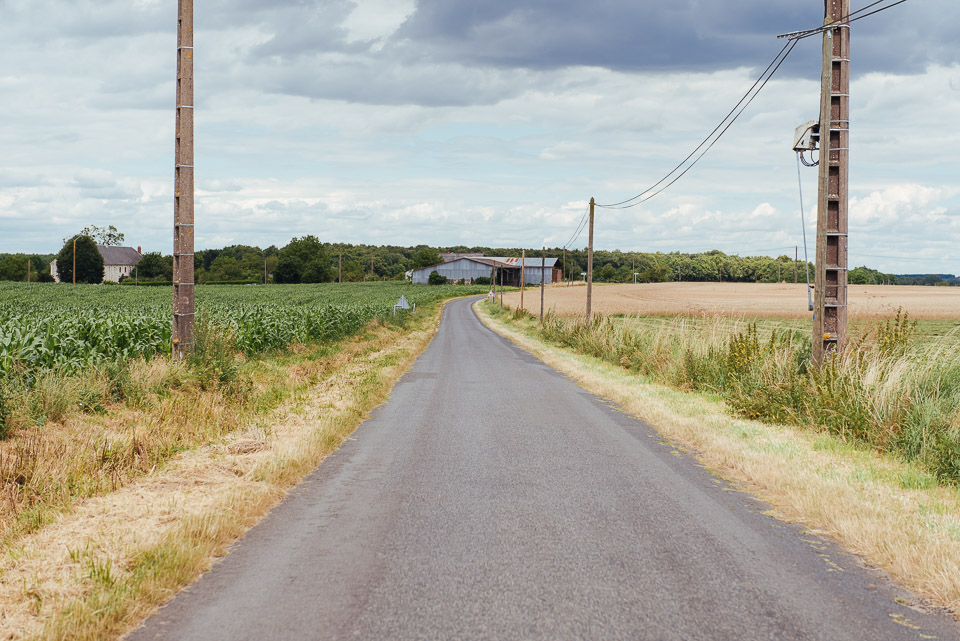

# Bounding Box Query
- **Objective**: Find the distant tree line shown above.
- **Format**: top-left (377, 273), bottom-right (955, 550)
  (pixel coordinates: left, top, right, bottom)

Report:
top-left (3, 235), bottom-right (957, 286)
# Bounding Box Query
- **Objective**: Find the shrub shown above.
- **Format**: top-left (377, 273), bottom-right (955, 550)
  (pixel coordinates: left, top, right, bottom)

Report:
top-left (428, 271), bottom-right (448, 285)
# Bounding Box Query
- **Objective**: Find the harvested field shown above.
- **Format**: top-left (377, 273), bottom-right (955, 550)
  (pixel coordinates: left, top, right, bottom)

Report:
top-left (503, 282), bottom-right (960, 320)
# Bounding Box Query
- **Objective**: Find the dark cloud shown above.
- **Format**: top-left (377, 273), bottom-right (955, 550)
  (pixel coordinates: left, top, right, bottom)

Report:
top-left (389, 0), bottom-right (957, 77)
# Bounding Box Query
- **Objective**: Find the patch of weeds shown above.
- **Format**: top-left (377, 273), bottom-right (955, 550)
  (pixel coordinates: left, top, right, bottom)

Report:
top-left (754, 440), bottom-right (802, 459)
top-left (188, 313), bottom-right (241, 391)
top-left (898, 468), bottom-right (937, 491)
top-left (812, 433), bottom-right (858, 455)
top-left (0, 378), bottom-right (11, 439)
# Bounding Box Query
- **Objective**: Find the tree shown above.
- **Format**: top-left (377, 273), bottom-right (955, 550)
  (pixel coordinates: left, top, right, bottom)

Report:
top-left (134, 252), bottom-right (171, 280)
top-left (428, 270), bottom-right (448, 285)
top-left (274, 236), bottom-right (330, 284)
top-left (412, 247), bottom-right (442, 270)
top-left (65, 225), bottom-right (125, 247)
top-left (56, 236), bottom-right (104, 284)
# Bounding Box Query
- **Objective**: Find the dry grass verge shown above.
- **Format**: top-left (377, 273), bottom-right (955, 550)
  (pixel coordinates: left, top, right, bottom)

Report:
top-left (0, 306), bottom-right (444, 640)
top-left (476, 301), bottom-right (960, 617)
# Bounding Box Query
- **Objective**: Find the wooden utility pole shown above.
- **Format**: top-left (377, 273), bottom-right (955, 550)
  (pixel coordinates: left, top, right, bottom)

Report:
top-left (499, 267), bottom-right (503, 311)
top-left (586, 197), bottom-right (595, 323)
top-left (27, 258), bottom-right (31, 283)
top-left (562, 247), bottom-right (566, 283)
top-left (520, 249), bottom-right (526, 312)
top-left (173, 0), bottom-right (195, 359)
top-left (813, 0), bottom-right (850, 365)
top-left (72, 238), bottom-right (76, 284)
top-left (540, 247), bottom-right (545, 324)
top-left (338, 248), bottom-right (342, 283)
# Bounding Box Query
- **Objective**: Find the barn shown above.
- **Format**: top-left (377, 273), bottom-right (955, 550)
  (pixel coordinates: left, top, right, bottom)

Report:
top-left (410, 256), bottom-right (560, 286)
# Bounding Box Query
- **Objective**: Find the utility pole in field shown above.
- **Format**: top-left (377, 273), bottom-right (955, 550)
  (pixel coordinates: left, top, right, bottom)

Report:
top-left (520, 249), bottom-right (526, 312)
top-left (338, 248), bottom-right (342, 283)
top-left (586, 197), bottom-right (595, 323)
top-left (795, 246), bottom-right (799, 284)
top-left (370, 247), bottom-right (375, 279)
top-left (562, 247), bottom-right (565, 284)
top-left (72, 238), bottom-right (76, 284)
top-left (172, 0), bottom-right (195, 359)
top-left (813, 0), bottom-right (850, 365)
top-left (540, 246), bottom-right (545, 324)
top-left (499, 267), bottom-right (503, 311)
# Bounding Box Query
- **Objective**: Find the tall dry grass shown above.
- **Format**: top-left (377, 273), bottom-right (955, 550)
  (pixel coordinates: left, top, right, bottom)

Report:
top-left (496, 303), bottom-right (960, 481)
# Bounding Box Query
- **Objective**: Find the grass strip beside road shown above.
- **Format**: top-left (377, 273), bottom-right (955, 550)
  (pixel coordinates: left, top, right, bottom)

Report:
top-left (476, 301), bottom-right (960, 619)
top-left (0, 302), bottom-right (448, 641)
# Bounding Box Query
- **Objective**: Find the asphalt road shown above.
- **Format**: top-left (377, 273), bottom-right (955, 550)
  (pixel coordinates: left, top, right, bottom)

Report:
top-left (129, 297), bottom-right (959, 641)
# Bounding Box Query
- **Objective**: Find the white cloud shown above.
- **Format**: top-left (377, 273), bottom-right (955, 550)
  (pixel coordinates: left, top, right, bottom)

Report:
top-left (0, 1), bottom-right (958, 277)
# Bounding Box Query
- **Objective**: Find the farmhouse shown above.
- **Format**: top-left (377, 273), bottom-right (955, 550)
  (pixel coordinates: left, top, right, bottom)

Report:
top-left (410, 256), bottom-right (561, 286)
top-left (51, 245), bottom-right (143, 283)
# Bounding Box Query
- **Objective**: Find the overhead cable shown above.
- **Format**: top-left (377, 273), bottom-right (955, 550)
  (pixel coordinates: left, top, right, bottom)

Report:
top-left (597, 39), bottom-right (798, 210)
top-left (562, 205), bottom-right (590, 249)
top-left (778, 0), bottom-right (908, 41)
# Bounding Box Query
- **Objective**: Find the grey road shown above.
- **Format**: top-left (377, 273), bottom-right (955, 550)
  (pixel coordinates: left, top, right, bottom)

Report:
top-left (129, 297), bottom-right (959, 641)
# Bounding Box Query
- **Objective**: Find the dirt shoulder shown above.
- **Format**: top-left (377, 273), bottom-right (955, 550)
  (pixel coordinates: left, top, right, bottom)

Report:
top-left (0, 306), bottom-right (445, 641)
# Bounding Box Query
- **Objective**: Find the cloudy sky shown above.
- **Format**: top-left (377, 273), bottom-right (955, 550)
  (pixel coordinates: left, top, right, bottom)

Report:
top-left (1, 0), bottom-right (958, 273)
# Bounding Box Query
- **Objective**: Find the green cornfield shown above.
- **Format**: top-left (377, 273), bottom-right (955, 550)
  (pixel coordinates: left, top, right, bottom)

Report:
top-left (0, 282), bottom-right (486, 376)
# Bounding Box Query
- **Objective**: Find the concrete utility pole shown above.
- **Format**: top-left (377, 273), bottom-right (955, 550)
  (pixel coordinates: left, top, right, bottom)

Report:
top-left (370, 247), bottom-right (374, 279)
top-left (813, 0), bottom-right (850, 365)
top-left (338, 248), bottom-right (342, 283)
top-left (586, 197), bottom-right (595, 323)
top-left (72, 238), bottom-right (76, 284)
top-left (562, 247), bottom-right (565, 283)
top-left (795, 246), bottom-right (799, 284)
top-left (173, 0), bottom-right (195, 359)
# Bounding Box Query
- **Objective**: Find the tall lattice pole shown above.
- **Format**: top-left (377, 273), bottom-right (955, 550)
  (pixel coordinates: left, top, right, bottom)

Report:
top-left (173, 0), bottom-right (195, 358)
top-left (813, 0), bottom-right (850, 365)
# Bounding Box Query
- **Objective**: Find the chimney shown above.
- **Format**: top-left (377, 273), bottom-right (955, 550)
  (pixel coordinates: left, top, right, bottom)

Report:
top-left (137, 245), bottom-right (142, 254)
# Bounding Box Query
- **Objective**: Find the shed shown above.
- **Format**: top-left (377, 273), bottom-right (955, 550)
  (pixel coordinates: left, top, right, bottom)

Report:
top-left (410, 256), bottom-right (560, 286)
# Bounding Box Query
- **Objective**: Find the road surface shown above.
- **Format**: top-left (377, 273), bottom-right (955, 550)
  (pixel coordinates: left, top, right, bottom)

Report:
top-left (129, 297), bottom-right (959, 640)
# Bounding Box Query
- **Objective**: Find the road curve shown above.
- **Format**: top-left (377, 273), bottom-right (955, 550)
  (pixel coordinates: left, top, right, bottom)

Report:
top-left (129, 297), bottom-right (959, 641)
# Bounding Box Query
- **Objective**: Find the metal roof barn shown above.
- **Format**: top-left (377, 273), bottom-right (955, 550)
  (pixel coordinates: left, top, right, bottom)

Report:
top-left (410, 256), bottom-right (560, 286)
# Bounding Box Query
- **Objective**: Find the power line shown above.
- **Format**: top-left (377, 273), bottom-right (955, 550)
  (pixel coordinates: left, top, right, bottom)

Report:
top-left (596, 40), bottom-right (794, 209)
top-left (778, 0), bottom-right (908, 41)
top-left (562, 205), bottom-right (590, 248)
top-left (597, 39), bottom-right (798, 210)
top-left (592, 0), bottom-right (909, 214)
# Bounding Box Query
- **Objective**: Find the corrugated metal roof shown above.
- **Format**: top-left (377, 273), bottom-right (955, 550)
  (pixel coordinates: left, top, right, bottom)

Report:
top-left (440, 252), bottom-right (485, 262)
top-left (486, 257), bottom-right (559, 268)
top-left (97, 245), bottom-right (142, 266)
top-left (410, 255), bottom-right (559, 274)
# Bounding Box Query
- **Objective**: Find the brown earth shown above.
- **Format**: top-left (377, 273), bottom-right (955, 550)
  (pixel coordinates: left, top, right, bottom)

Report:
top-left (502, 282), bottom-right (960, 319)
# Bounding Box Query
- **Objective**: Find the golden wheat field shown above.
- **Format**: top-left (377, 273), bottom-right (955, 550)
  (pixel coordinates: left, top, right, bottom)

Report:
top-left (502, 282), bottom-right (960, 319)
